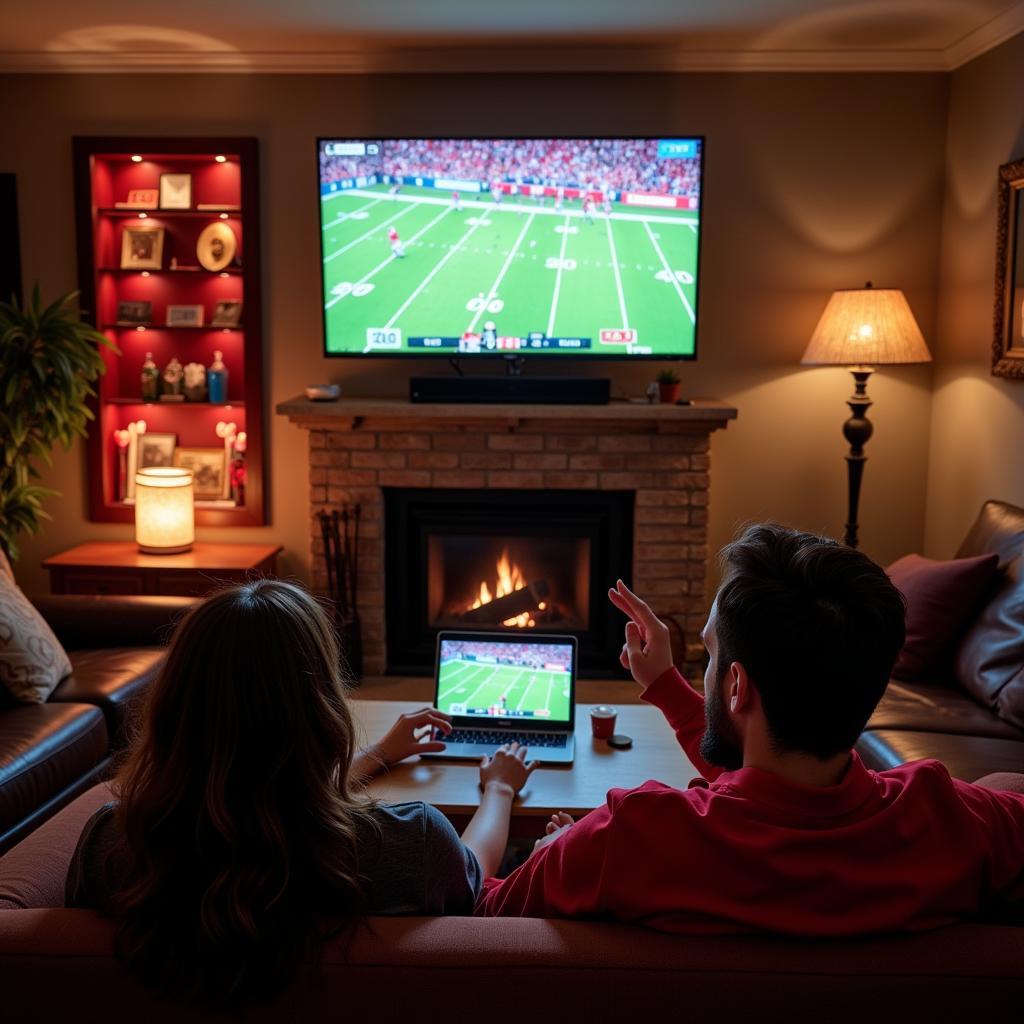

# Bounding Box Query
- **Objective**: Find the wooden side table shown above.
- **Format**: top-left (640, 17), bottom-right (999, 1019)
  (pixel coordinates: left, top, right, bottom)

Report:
top-left (43, 541), bottom-right (283, 597)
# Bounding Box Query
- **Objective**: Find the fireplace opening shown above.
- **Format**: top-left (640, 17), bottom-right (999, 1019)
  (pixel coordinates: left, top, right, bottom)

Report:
top-left (385, 488), bottom-right (633, 676)
top-left (429, 536), bottom-right (590, 630)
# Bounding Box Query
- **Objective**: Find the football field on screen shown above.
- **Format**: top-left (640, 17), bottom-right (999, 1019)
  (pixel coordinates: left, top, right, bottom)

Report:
top-left (321, 184), bottom-right (699, 356)
top-left (436, 659), bottom-right (572, 721)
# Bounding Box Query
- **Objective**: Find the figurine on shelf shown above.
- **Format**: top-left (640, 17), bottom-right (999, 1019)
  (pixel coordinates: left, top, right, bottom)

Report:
top-left (113, 428), bottom-right (131, 501)
top-left (161, 356), bottom-right (184, 401)
top-left (208, 349), bottom-right (228, 404)
top-left (141, 352), bottom-right (159, 402)
top-left (231, 430), bottom-right (247, 506)
top-left (183, 362), bottom-right (208, 402)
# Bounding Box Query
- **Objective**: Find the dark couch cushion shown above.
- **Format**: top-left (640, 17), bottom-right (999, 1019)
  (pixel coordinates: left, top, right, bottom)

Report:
top-left (886, 553), bottom-right (999, 680)
top-left (0, 704), bottom-right (108, 837)
top-left (51, 648), bottom-right (163, 748)
top-left (953, 500), bottom-right (1024, 730)
top-left (856, 728), bottom-right (1024, 782)
top-left (867, 678), bottom-right (1024, 740)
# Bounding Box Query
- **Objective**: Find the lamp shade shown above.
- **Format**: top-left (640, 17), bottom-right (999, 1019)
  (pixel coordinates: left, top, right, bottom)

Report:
top-left (801, 286), bottom-right (931, 366)
top-left (135, 467), bottom-right (194, 554)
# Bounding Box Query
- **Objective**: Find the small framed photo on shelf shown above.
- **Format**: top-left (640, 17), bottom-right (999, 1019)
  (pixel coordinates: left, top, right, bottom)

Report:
top-left (114, 189), bottom-right (159, 210)
top-left (116, 299), bottom-right (152, 325)
top-left (139, 432), bottom-right (177, 468)
top-left (166, 304), bottom-right (204, 327)
top-left (174, 446), bottom-right (229, 500)
top-left (159, 172), bottom-right (192, 210)
top-left (120, 226), bottom-right (164, 270)
top-left (211, 299), bottom-right (243, 327)
top-left (197, 221), bottom-right (238, 272)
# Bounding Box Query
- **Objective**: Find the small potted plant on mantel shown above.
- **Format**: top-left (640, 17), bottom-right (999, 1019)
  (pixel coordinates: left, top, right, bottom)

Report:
top-left (655, 368), bottom-right (682, 404)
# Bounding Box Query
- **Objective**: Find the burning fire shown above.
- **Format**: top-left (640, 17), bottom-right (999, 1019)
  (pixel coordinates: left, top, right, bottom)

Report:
top-left (470, 548), bottom-right (536, 628)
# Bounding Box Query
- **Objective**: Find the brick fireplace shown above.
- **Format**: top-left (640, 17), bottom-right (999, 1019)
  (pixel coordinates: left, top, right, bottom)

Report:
top-left (277, 397), bottom-right (737, 681)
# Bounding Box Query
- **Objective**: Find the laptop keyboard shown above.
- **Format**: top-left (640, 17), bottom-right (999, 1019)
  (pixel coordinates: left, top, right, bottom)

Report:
top-left (446, 729), bottom-right (568, 749)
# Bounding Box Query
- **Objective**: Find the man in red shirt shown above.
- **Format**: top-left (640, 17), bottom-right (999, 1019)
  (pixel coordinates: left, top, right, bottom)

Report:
top-left (476, 524), bottom-right (1024, 934)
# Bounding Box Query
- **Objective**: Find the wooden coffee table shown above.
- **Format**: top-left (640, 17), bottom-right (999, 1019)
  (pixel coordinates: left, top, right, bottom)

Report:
top-left (351, 700), bottom-right (699, 834)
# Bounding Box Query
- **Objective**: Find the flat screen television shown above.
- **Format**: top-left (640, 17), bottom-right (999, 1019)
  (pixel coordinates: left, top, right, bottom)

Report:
top-left (318, 137), bottom-right (703, 360)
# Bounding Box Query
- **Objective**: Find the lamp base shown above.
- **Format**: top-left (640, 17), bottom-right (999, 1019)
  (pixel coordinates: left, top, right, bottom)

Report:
top-left (137, 543), bottom-right (193, 555)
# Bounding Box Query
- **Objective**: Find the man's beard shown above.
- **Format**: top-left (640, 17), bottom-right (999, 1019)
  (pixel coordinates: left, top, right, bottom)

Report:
top-left (699, 668), bottom-right (744, 771)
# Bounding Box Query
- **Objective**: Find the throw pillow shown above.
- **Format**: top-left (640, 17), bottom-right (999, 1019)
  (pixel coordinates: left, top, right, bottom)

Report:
top-left (886, 552), bottom-right (1000, 681)
top-left (0, 571), bottom-right (73, 703)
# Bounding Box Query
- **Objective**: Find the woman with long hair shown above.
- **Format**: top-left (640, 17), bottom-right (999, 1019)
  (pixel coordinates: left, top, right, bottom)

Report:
top-left (65, 579), bottom-right (534, 1005)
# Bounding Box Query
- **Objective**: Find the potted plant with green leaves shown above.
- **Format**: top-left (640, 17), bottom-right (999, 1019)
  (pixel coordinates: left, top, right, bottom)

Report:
top-left (0, 288), bottom-right (116, 560)
top-left (656, 368), bottom-right (682, 405)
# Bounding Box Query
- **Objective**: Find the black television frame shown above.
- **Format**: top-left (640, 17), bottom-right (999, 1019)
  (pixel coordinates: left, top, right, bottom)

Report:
top-left (316, 135), bottom-right (705, 363)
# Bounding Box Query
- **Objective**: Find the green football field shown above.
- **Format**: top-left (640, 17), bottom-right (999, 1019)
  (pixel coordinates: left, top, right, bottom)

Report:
top-left (436, 659), bottom-right (572, 722)
top-left (321, 184), bottom-right (699, 357)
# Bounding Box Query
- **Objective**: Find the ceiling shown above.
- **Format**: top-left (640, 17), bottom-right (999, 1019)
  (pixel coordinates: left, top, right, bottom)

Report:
top-left (1, 0), bottom-right (1022, 73)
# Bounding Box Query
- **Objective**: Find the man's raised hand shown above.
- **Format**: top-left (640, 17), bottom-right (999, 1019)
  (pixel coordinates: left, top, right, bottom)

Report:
top-left (607, 579), bottom-right (674, 688)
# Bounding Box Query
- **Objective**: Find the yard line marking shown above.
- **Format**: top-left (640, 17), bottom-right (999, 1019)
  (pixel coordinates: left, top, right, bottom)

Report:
top-left (321, 197), bottom-right (384, 231)
top-left (338, 188), bottom-right (699, 226)
top-left (498, 669), bottom-right (526, 706)
top-left (604, 217), bottom-right (629, 330)
top-left (437, 663), bottom-right (490, 703)
top-left (688, 223), bottom-right (698, 234)
top-left (379, 217), bottom-right (485, 332)
top-left (461, 666), bottom-right (502, 710)
top-left (515, 673), bottom-right (540, 711)
top-left (466, 212), bottom-right (536, 333)
top-left (325, 206), bottom-right (451, 309)
top-left (435, 660), bottom-right (478, 699)
top-left (542, 674), bottom-right (555, 717)
top-left (546, 214), bottom-right (571, 338)
top-left (643, 220), bottom-right (697, 324)
top-left (322, 203), bottom-right (416, 264)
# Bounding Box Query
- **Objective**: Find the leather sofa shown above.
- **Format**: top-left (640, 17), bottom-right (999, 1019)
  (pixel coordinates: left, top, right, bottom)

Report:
top-left (0, 783), bottom-right (1021, 1020)
top-left (857, 500), bottom-right (1024, 779)
top-left (0, 595), bottom-right (192, 855)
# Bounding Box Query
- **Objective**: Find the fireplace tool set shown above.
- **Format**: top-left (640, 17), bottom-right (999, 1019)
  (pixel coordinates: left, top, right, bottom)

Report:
top-left (317, 506), bottom-right (362, 680)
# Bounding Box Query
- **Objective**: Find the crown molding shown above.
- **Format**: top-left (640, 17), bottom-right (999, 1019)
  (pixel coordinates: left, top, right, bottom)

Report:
top-left (943, 3), bottom-right (1024, 69)
top-left (0, 45), bottom-right (953, 75)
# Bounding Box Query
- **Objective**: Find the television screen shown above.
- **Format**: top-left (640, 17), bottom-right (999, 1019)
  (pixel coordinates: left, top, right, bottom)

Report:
top-left (318, 137), bottom-right (703, 359)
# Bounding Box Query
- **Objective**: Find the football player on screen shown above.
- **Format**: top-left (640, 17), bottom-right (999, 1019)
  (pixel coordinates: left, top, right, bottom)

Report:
top-left (387, 226), bottom-right (406, 258)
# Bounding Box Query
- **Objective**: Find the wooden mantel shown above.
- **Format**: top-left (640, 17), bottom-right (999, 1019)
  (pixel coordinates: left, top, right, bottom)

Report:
top-left (276, 395), bottom-right (737, 430)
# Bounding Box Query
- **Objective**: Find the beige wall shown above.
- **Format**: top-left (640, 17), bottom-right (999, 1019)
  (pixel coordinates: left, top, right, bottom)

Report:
top-left (0, 71), bottom-right (947, 594)
top-left (924, 34), bottom-right (1024, 556)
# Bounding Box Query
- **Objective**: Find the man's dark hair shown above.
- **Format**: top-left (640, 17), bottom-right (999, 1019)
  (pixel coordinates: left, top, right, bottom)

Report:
top-left (715, 523), bottom-right (906, 760)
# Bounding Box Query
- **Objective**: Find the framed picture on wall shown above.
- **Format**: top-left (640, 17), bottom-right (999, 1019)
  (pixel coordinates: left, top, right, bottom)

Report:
top-left (159, 172), bottom-right (192, 210)
top-left (116, 299), bottom-right (152, 325)
top-left (120, 226), bottom-right (164, 270)
top-left (993, 157), bottom-right (1024, 379)
top-left (174, 446), bottom-right (229, 500)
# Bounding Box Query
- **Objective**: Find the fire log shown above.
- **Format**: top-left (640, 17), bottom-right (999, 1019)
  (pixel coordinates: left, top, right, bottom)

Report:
top-left (461, 579), bottom-right (550, 625)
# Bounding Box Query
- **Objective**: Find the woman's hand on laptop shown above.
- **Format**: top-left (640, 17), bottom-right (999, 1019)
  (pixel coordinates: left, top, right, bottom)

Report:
top-left (608, 579), bottom-right (674, 688)
top-left (352, 707), bottom-right (453, 781)
top-left (479, 742), bottom-right (538, 798)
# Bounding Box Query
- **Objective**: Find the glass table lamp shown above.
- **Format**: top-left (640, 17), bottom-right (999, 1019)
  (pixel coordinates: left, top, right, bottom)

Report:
top-left (135, 467), bottom-right (195, 554)
top-left (801, 283), bottom-right (931, 548)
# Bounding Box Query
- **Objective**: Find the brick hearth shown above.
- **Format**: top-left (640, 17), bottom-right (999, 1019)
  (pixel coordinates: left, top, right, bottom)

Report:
top-left (277, 397), bottom-right (737, 680)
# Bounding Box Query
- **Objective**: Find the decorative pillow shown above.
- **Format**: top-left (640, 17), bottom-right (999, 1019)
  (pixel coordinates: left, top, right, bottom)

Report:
top-left (886, 552), bottom-right (1000, 681)
top-left (0, 571), bottom-right (73, 703)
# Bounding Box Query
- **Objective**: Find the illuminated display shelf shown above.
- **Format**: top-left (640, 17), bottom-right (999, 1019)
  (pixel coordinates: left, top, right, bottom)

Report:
top-left (73, 136), bottom-right (265, 527)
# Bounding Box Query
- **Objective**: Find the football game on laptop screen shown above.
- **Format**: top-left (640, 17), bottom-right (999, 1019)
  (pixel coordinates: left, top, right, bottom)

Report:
top-left (436, 636), bottom-right (574, 724)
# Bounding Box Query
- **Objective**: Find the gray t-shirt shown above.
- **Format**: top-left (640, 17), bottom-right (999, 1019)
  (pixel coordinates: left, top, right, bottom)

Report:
top-left (66, 801), bottom-right (481, 916)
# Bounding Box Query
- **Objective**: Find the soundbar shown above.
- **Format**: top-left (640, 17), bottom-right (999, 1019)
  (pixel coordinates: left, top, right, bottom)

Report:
top-left (410, 376), bottom-right (610, 405)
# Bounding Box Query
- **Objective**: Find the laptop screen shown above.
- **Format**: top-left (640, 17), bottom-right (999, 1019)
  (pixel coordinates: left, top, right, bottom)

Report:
top-left (436, 634), bottom-right (575, 724)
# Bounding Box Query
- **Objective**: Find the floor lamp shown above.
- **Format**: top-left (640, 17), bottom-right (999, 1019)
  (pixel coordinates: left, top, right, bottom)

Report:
top-left (801, 283), bottom-right (931, 549)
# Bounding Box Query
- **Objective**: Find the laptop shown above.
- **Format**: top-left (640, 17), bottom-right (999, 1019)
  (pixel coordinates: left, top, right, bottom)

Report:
top-left (422, 630), bottom-right (577, 765)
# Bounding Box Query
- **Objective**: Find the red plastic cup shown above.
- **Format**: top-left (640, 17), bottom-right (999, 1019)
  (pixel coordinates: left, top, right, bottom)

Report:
top-left (591, 705), bottom-right (618, 740)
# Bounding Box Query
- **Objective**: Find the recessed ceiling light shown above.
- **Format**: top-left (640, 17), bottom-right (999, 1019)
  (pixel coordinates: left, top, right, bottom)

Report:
top-left (131, 155), bottom-right (143, 163)
top-left (138, 212), bottom-right (147, 219)
top-left (219, 212), bottom-right (228, 219)
top-left (215, 155), bottom-right (226, 163)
